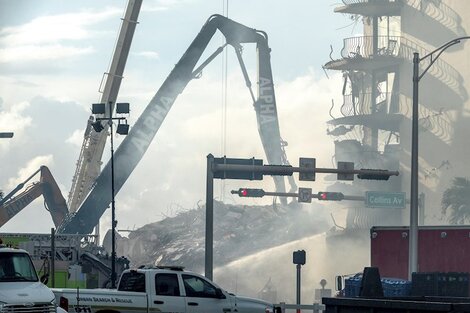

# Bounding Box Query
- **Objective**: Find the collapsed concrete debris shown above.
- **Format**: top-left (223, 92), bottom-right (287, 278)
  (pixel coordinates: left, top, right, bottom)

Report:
top-left (116, 200), bottom-right (330, 273)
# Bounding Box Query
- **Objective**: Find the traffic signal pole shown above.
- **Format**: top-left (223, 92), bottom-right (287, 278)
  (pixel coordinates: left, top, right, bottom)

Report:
top-left (204, 154), bottom-right (399, 280)
top-left (232, 188), bottom-right (368, 202)
top-left (212, 163), bottom-right (399, 179)
top-left (230, 189), bottom-right (299, 198)
top-left (205, 154), bottom-right (215, 280)
top-left (264, 191), bottom-right (298, 197)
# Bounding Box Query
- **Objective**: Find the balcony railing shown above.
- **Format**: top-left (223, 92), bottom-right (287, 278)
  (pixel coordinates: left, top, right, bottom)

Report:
top-left (339, 92), bottom-right (454, 144)
top-left (340, 92), bottom-right (398, 117)
top-left (340, 0), bottom-right (465, 37)
top-left (401, 38), bottom-right (464, 97)
top-left (341, 35), bottom-right (401, 59)
top-left (339, 36), bottom-right (465, 99)
top-left (398, 95), bottom-right (454, 144)
top-left (407, 0), bottom-right (465, 37)
top-left (341, 94), bottom-right (364, 117)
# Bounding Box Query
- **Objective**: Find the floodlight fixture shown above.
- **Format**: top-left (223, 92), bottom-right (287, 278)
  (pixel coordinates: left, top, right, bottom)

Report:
top-left (91, 121), bottom-right (104, 133)
top-left (116, 102), bottom-right (130, 114)
top-left (116, 123), bottom-right (129, 135)
top-left (92, 103), bottom-right (106, 114)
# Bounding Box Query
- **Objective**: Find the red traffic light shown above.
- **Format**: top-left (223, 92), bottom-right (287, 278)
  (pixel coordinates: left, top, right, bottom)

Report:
top-left (317, 192), bottom-right (344, 201)
top-left (235, 188), bottom-right (265, 198)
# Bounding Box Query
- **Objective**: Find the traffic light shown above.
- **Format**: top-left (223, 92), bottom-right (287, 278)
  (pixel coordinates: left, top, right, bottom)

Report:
top-left (357, 169), bottom-right (391, 180)
top-left (317, 192), bottom-right (344, 201)
top-left (236, 188), bottom-right (265, 198)
top-left (213, 157), bottom-right (263, 180)
top-left (293, 250), bottom-right (306, 265)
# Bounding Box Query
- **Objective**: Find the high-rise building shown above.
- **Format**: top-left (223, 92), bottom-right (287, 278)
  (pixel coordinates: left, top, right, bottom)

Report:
top-left (324, 0), bottom-right (469, 228)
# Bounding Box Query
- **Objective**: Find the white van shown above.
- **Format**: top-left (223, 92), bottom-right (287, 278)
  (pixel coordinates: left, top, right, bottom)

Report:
top-left (0, 245), bottom-right (66, 313)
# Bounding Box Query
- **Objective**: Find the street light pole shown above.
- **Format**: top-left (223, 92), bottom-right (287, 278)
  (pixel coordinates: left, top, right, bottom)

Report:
top-left (91, 101), bottom-right (130, 289)
top-left (410, 52), bottom-right (419, 278)
top-left (409, 36), bottom-right (470, 279)
top-left (109, 101), bottom-right (117, 289)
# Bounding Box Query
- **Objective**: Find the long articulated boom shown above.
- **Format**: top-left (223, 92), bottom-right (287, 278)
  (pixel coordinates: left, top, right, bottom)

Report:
top-left (67, 0), bottom-right (143, 214)
top-left (59, 14), bottom-right (295, 234)
top-left (0, 166), bottom-right (69, 228)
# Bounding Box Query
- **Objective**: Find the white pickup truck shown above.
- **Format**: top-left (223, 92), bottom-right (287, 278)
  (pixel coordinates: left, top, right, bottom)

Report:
top-left (53, 266), bottom-right (273, 313)
top-left (0, 244), bottom-right (66, 313)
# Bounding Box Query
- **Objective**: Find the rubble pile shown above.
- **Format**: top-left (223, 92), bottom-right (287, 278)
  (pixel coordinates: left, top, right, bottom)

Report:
top-left (118, 200), bottom-right (330, 272)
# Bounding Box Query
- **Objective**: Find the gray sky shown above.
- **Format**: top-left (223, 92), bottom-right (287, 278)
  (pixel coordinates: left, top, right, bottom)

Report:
top-left (0, 0), bottom-right (362, 234)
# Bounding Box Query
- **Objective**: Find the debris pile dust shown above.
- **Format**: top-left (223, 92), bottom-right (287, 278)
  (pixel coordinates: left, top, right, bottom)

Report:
top-left (214, 230), bottom-right (369, 302)
top-left (117, 200), bottom-right (370, 302)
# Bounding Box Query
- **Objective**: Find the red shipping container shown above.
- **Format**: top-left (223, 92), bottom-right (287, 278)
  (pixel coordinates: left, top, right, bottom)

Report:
top-left (370, 226), bottom-right (470, 280)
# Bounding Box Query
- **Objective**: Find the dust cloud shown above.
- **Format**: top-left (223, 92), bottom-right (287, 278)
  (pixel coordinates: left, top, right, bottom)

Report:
top-left (214, 230), bottom-right (370, 303)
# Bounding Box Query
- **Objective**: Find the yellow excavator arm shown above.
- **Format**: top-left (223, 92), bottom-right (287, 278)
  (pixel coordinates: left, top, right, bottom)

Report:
top-left (0, 166), bottom-right (69, 228)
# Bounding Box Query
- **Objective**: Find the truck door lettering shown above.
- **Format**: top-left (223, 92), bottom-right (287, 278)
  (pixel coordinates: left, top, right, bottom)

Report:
top-left (92, 297), bottom-right (112, 302)
top-left (74, 305), bottom-right (92, 313)
top-left (114, 298), bottom-right (133, 303)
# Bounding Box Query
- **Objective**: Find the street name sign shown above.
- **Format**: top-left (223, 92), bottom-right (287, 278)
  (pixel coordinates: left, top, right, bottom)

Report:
top-left (365, 191), bottom-right (406, 209)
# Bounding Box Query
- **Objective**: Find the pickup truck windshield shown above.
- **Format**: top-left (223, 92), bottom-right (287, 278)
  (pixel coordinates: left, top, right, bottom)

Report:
top-left (0, 252), bottom-right (39, 282)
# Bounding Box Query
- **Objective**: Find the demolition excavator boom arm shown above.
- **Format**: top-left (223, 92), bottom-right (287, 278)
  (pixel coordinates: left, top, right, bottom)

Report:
top-left (0, 166), bottom-right (69, 228)
top-left (59, 14), bottom-right (295, 234)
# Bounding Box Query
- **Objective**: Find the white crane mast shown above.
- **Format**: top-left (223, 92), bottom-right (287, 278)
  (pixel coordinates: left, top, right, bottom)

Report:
top-left (67, 0), bottom-right (143, 213)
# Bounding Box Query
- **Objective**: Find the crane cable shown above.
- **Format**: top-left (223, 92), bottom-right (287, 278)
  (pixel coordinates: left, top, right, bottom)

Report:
top-left (220, 0), bottom-right (229, 201)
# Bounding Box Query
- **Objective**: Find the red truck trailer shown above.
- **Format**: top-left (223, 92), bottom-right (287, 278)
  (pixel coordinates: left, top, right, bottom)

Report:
top-left (370, 225), bottom-right (470, 280)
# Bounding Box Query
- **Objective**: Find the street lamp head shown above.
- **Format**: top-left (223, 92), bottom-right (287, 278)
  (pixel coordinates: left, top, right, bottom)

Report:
top-left (91, 121), bottom-right (104, 133)
top-left (116, 123), bottom-right (129, 135)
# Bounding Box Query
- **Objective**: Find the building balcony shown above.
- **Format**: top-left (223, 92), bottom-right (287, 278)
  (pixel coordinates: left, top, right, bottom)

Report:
top-left (335, 1), bottom-right (465, 40)
top-left (329, 92), bottom-right (454, 145)
top-left (328, 113), bottom-right (404, 133)
top-left (329, 91), bottom-right (403, 133)
top-left (332, 92), bottom-right (402, 131)
top-left (324, 36), bottom-right (402, 71)
top-left (406, 0), bottom-right (466, 40)
top-left (339, 92), bottom-right (400, 117)
top-left (335, 0), bottom-right (403, 16)
top-left (324, 36), bottom-right (466, 100)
